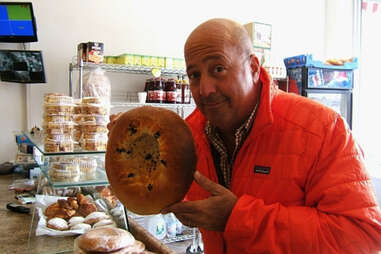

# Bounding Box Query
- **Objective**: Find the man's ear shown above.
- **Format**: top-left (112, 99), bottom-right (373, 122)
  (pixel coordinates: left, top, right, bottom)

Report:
top-left (250, 55), bottom-right (260, 83)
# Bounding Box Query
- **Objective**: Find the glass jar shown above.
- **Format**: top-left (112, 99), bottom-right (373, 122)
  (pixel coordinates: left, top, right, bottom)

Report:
top-left (164, 78), bottom-right (177, 104)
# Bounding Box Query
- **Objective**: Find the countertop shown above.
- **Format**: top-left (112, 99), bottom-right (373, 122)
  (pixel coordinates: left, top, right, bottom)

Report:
top-left (0, 173), bottom-right (192, 254)
top-left (0, 173), bottom-right (33, 254)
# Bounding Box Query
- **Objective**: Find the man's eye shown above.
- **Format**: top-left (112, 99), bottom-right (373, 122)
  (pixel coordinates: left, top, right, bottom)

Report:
top-left (189, 72), bottom-right (200, 79)
top-left (214, 65), bottom-right (225, 73)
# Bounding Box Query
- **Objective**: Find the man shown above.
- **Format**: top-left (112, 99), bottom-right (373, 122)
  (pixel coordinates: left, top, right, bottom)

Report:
top-left (161, 18), bottom-right (381, 253)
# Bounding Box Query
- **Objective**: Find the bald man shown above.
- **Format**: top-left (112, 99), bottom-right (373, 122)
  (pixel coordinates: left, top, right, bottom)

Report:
top-left (161, 18), bottom-right (381, 254)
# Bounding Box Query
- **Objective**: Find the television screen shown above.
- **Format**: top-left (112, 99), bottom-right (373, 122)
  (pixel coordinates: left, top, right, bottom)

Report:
top-left (0, 2), bottom-right (38, 42)
top-left (0, 50), bottom-right (46, 83)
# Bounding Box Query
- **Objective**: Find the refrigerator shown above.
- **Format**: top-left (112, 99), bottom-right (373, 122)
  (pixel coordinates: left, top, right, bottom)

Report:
top-left (283, 55), bottom-right (357, 129)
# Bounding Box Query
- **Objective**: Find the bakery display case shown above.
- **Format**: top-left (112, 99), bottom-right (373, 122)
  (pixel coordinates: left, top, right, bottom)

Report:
top-left (25, 132), bottom-right (128, 254)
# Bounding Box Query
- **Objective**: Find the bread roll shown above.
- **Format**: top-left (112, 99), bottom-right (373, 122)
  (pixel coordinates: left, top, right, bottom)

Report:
top-left (106, 106), bottom-right (197, 215)
top-left (47, 217), bottom-right (69, 231)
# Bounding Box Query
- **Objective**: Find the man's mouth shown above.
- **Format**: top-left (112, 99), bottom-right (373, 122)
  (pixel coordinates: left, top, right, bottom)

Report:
top-left (202, 98), bottom-right (229, 109)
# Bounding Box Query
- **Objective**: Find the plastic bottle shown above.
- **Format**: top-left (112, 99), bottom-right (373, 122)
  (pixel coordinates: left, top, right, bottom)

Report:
top-left (164, 213), bottom-right (177, 238)
top-left (164, 78), bottom-right (177, 104)
top-left (146, 214), bottom-right (166, 240)
top-left (176, 76), bottom-right (182, 104)
top-left (181, 76), bottom-right (191, 104)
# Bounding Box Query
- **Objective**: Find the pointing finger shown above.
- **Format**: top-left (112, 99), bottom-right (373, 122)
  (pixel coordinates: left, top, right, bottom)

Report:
top-left (194, 171), bottom-right (226, 196)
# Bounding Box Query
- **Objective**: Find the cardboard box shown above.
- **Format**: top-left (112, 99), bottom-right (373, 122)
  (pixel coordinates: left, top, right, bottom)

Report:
top-left (86, 42), bottom-right (104, 63)
top-left (244, 22), bottom-right (272, 49)
top-left (77, 42), bottom-right (104, 64)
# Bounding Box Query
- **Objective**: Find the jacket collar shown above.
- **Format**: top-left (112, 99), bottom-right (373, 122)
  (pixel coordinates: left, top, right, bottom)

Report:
top-left (186, 66), bottom-right (276, 141)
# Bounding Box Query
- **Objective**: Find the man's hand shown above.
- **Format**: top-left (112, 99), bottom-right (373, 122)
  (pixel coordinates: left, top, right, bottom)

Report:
top-left (161, 171), bottom-right (237, 232)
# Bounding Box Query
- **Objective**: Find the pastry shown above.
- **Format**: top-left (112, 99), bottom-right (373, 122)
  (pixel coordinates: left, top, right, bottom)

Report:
top-left (106, 106), bottom-right (197, 215)
top-left (84, 211), bottom-right (109, 225)
top-left (47, 217), bottom-right (69, 231)
top-left (92, 219), bottom-right (114, 228)
top-left (71, 223), bottom-right (92, 232)
top-left (69, 216), bottom-right (85, 227)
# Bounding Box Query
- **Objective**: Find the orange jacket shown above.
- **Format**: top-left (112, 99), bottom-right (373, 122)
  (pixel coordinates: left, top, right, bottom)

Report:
top-left (185, 68), bottom-right (381, 254)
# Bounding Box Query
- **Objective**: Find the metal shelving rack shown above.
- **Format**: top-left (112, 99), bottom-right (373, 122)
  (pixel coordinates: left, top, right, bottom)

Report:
top-left (68, 60), bottom-right (195, 118)
top-left (69, 61), bottom-right (186, 98)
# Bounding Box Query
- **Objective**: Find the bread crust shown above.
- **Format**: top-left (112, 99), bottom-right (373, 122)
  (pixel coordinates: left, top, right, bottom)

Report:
top-left (106, 106), bottom-right (197, 215)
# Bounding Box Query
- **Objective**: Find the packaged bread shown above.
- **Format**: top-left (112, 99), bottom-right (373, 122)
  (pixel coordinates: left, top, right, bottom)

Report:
top-left (81, 122), bottom-right (108, 134)
top-left (74, 99), bottom-right (82, 114)
top-left (49, 162), bottom-right (80, 182)
top-left (44, 93), bottom-right (74, 105)
top-left (43, 114), bottom-right (72, 123)
top-left (44, 103), bottom-right (74, 115)
top-left (81, 104), bottom-right (109, 115)
top-left (44, 125), bottom-right (74, 135)
top-left (81, 138), bottom-right (107, 151)
top-left (73, 130), bottom-right (82, 142)
top-left (44, 139), bottom-right (74, 153)
top-left (73, 114), bottom-right (83, 124)
top-left (81, 132), bottom-right (108, 140)
top-left (82, 114), bottom-right (109, 125)
top-left (44, 133), bottom-right (73, 143)
top-left (82, 67), bottom-right (111, 104)
top-left (81, 97), bottom-right (103, 105)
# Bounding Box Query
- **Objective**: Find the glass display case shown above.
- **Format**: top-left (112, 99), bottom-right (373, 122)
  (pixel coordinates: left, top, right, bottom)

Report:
top-left (25, 132), bottom-right (128, 254)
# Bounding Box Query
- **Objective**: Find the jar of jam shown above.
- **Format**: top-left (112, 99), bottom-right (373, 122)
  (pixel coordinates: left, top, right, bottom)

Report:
top-left (165, 78), bottom-right (177, 104)
top-left (147, 78), bottom-right (155, 103)
top-left (181, 76), bottom-right (191, 104)
top-left (144, 78), bottom-right (152, 92)
top-left (176, 77), bottom-right (182, 104)
top-left (153, 77), bottom-right (165, 103)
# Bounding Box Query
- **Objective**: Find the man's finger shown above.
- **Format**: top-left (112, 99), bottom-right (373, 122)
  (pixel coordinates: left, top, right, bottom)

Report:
top-left (194, 171), bottom-right (226, 196)
top-left (161, 201), bottom-right (196, 215)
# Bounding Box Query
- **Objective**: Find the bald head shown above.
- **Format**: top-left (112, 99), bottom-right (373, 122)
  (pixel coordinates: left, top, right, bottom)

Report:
top-left (185, 18), bottom-right (254, 59)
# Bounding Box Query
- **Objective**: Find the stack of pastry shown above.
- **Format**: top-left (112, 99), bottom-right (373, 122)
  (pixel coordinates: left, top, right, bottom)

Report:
top-left (80, 97), bottom-right (109, 151)
top-left (72, 99), bottom-right (82, 150)
top-left (43, 93), bottom-right (75, 152)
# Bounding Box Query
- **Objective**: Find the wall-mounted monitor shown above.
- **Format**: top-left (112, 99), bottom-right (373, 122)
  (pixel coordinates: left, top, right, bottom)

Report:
top-left (0, 50), bottom-right (46, 83)
top-left (0, 2), bottom-right (38, 42)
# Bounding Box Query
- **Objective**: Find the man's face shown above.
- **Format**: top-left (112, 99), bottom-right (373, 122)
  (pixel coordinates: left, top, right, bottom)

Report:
top-left (185, 38), bottom-right (260, 132)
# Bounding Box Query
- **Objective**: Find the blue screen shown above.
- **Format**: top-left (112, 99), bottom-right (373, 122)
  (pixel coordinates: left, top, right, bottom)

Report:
top-left (0, 3), bottom-right (36, 37)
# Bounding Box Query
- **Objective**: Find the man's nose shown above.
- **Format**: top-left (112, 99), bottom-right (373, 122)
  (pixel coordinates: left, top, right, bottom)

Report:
top-left (199, 74), bottom-right (217, 97)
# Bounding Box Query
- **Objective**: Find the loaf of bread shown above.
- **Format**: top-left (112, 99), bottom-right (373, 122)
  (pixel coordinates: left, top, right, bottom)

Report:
top-left (106, 106), bottom-right (197, 215)
top-left (76, 227), bottom-right (135, 252)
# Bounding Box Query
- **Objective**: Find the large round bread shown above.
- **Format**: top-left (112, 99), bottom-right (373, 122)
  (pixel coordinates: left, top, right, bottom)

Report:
top-left (106, 106), bottom-right (197, 215)
top-left (77, 227), bottom-right (135, 252)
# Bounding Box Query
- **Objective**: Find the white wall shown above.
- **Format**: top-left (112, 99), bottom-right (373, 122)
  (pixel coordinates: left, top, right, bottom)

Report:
top-left (0, 42), bottom-right (27, 162)
top-left (0, 0), bottom-right (327, 162)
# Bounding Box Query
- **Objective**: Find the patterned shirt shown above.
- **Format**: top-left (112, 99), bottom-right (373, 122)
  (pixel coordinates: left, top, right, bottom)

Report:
top-left (205, 102), bottom-right (259, 188)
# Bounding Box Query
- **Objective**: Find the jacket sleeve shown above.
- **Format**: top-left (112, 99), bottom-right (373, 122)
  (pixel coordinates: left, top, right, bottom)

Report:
top-left (223, 116), bottom-right (381, 254)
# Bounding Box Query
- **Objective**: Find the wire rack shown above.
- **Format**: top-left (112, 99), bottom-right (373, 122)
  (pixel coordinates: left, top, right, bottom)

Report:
top-left (72, 62), bottom-right (186, 76)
